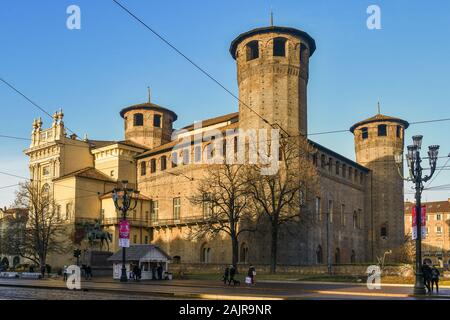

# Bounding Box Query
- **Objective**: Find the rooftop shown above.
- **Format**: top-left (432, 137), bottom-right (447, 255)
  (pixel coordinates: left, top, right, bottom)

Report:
top-left (53, 167), bottom-right (116, 183)
top-left (350, 113), bottom-right (409, 133)
top-left (119, 102), bottom-right (178, 121)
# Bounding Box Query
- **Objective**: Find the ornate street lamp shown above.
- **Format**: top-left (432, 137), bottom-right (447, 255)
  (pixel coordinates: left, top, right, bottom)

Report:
top-left (396, 136), bottom-right (439, 295)
top-left (112, 180), bottom-right (139, 282)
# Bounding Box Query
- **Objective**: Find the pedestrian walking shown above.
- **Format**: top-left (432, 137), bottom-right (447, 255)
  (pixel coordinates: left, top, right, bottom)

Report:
top-left (63, 265), bottom-right (68, 282)
top-left (431, 265), bottom-right (440, 293)
top-left (133, 264), bottom-right (139, 281)
top-left (247, 265), bottom-right (256, 285)
top-left (151, 264), bottom-right (157, 280)
top-left (422, 261), bottom-right (432, 293)
top-left (223, 266), bottom-right (230, 285)
top-left (157, 263), bottom-right (163, 280)
top-left (229, 265), bottom-right (236, 285)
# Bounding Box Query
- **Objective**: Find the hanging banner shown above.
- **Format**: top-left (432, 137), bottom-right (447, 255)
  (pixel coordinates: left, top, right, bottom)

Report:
top-left (119, 219), bottom-right (130, 248)
top-left (412, 205), bottom-right (427, 240)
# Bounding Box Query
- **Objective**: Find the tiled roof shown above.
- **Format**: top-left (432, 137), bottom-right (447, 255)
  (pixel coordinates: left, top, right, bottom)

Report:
top-left (350, 113), bottom-right (409, 133)
top-left (178, 112), bottom-right (239, 132)
top-left (119, 102), bottom-right (178, 121)
top-left (405, 200), bottom-right (450, 213)
top-left (53, 167), bottom-right (116, 183)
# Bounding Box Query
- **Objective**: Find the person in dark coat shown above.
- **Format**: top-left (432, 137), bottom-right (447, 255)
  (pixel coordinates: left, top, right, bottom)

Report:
top-left (157, 264), bottom-right (163, 280)
top-left (152, 264), bottom-right (157, 280)
top-left (223, 266), bottom-right (229, 285)
top-left (229, 265), bottom-right (236, 285)
top-left (431, 266), bottom-right (440, 293)
top-left (247, 265), bottom-right (256, 285)
top-left (422, 261), bottom-right (432, 293)
top-left (133, 265), bottom-right (139, 281)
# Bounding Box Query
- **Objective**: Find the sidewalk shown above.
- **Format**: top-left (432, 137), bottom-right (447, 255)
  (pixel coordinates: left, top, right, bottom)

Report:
top-left (0, 276), bottom-right (448, 300)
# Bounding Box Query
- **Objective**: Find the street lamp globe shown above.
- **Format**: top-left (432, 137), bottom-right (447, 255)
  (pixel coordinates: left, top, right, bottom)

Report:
top-left (427, 145), bottom-right (440, 164)
top-left (412, 135), bottom-right (423, 150)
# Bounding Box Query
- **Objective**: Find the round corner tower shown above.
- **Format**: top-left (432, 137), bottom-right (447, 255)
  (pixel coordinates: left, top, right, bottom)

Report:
top-left (229, 26), bottom-right (316, 136)
top-left (120, 100), bottom-right (177, 149)
top-left (350, 113), bottom-right (409, 260)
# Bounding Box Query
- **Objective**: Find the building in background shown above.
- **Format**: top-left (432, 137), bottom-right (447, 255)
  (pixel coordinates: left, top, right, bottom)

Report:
top-left (0, 207), bottom-right (28, 268)
top-left (405, 200), bottom-right (450, 267)
top-left (22, 25), bottom-right (408, 267)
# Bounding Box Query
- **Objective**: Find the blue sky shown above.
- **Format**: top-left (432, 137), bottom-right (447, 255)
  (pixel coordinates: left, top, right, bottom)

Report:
top-left (0, 0), bottom-right (449, 206)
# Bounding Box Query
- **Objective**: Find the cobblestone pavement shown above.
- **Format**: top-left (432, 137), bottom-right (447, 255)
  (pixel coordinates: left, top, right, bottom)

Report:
top-left (0, 286), bottom-right (177, 300)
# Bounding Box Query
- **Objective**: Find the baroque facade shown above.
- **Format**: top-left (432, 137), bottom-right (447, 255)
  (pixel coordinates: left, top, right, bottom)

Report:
top-left (24, 25), bottom-right (408, 267)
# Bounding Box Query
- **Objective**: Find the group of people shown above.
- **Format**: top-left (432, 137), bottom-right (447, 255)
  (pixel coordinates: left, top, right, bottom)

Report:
top-left (129, 263), bottom-right (165, 281)
top-left (130, 264), bottom-right (142, 281)
top-left (422, 261), bottom-right (440, 293)
top-left (62, 265), bottom-right (93, 281)
top-left (222, 265), bottom-right (256, 286)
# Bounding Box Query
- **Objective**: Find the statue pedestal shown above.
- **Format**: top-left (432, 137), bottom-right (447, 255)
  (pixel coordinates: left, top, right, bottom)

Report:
top-left (82, 250), bottom-right (113, 277)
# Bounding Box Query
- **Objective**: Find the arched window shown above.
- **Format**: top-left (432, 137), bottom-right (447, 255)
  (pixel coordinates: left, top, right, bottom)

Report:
top-left (246, 40), bottom-right (259, 61)
top-left (361, 127), bottom-right (369, 139)
top-left (300, 43), bottom-right (309, 62)
top-left (200, 243), bottom-right (211, 263)
top-left (240, 243), bottom-right (249, 264)
top-left (335, 248), bottom-right (341, 264)
top-left (160, 156), bottom-right (167, 171)
top-left (41, 183), bottom-right (50, 196)
top-left (273, 37), bottom-right (287, 57)
top-left (153, 114), bottom-right (161, 127)
top-left (133, 113), bottom-right (143, 126)
top-left (150, 159), bottom-right (156, 173)
top-left (351, 250), bottom-right (356, 263)
top-left (316, 245), bottom-right (323, 264)
top-left (140, 161), bottom-right (146, 176)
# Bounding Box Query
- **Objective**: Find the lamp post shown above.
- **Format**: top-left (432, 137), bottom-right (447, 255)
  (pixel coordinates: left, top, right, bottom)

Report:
top-left (112, 180), bottom-right (139, 282)
top-left (396, 135), bottom-right (439, 295)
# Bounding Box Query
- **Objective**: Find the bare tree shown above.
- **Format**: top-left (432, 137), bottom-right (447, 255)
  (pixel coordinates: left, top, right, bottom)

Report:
top-left (246, 136), bottom-right (319, 273)
top-left (4, 182), bottom-right (70, 272)
top-left (189, 164), bottom-right (255, 268)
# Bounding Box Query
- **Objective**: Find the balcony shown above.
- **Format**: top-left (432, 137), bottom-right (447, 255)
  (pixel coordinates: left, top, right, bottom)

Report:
top-left (150, 215), bottom-right (207, 228)
top-left (102, 217), bottom-right (150, 227)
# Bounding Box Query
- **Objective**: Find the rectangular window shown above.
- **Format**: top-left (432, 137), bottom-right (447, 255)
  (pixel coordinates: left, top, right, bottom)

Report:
top-left (335, 161), bottom-right (340, 175)
top-left (150, 159), bottom-right (156, 173)
top-left (436, 213), bottom-right (442, 221)
top-left (315, 197), bottom-right (321, 221)
top-left (328, 158), bottom-right (333, 173)
top-left (65, 203), bottom-right (72, 220)
top-left (173, 197), bottom-right (181, 220)
top-left (361, 127), bottom-right (369, 139)
top-left (378, 124), bottom-right (387, 136)
top-left (153, 114), bottom-right (161, 127)
top-left (396, 125), bottom-right (401, 138)
top-left (437, 226), bottom-right (442, 235)
top-left (151, 200), bottom-right (158, 222)
top-left (202, 193), bottom-right (212, 217)
top-left (43, 166), bottom-right (50, 176)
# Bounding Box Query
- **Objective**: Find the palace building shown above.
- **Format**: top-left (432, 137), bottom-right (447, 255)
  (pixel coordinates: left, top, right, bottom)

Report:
top-left (24, 25), bottom-right (408, 268)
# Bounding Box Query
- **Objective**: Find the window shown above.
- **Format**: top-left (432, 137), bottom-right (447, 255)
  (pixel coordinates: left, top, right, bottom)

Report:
top-left (160, 156), bottom-right (167, 171)
top-left (396, 125), bottom-right (401, 138)
top-left (300, 43), bottom-right (308, 62)
top-left (65, 203), bottom-right (72, 220)
top-left (194, 146), bottom-right (202, 163)
top-left (273, 37), bottom-right (287, 57)
top-left (378, 124), bottom-right (387, 136)
top-left (321, 154), bottom-right (326, 169)
top-left (381, 224), bottom-right (388, 238)
top-left (153, 114), bottom-right (161, 128)
top-left (342, 164), bottom-right (346, 178)
top-left (340, 204), bottom-right (345, 226)
top-left (200, 243), bottom-right (211, 263)
top-left (437, 226), bottom-right (443, 235)
top-left (133, 113), bottom-right (143, 126)
top-left (316, 245), bottom-right (323, 264)
top-left (56, 205), bottom-right (61, 220)
top-left (361, 127), bottom-right (368, 139)
top-left (202, 193), bottom-right (212, 217)
top-left (171, 152), bottom-right (178, 168)
top-left (436, 213), bottom-right (442, 221)
top-left (348, 167), bottom-right (353, 181)
top-left (353, 211), bottom-right (358, 229)
top-left (42, 166), bottom-right (50, 176)
top-left (328, 158), bottom-right (333, 173)
top-left (335, 161), bottom-right (340, 175)
top-left (41, 183), bottom-right (50, 195)
top-left (240, 243), bottom-right (249, 263)
top-left (315, 197), bottom-right (321, 221)
top-left (246, 40), bottom-right (259, 61)
top-left (150, 159), bottom-right (156, 173)
top-left (335, 248), bottom-right (341, 264)
top-left (140, 161), bottom-right (146, 176)
top-left (328, 200), bottom-right (333, 223)
top-left (183, 150), bottom-right (190, 165)
top-left (151, 200), bottom-right (159, 221)
top-left (173, 197), bottom-right (181, 220)
top-left (110, 170), bottom-right (114, 177)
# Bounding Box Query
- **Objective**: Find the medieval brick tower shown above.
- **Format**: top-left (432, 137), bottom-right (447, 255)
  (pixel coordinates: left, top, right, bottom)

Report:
top-left (230, 26), bottom-right (316, 136)
top-left (351, 113), bottom-right (409, 260)
top-left (120, 97), bottom-right (178, 149)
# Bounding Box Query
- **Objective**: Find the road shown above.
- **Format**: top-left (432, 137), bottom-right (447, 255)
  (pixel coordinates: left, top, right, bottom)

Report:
top-left (0, 277), bottom-right (448, 300)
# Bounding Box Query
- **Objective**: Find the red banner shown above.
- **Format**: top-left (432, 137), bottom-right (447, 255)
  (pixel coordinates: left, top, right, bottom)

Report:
top-left (412, 205), bottom-right (426, 240)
